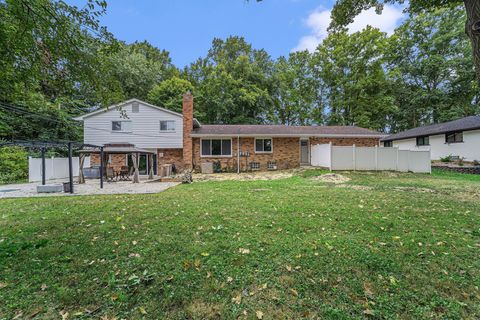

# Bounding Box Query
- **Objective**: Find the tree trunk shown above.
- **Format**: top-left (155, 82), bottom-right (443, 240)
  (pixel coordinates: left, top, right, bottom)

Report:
top-left (464, 0), bottom-right (480, 81)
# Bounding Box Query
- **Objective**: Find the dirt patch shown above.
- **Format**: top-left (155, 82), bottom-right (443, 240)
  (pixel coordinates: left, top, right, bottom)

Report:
top-left (310, 173), bottom-right (351, 184)
top-left (336, 184), bottom-right (373, 191)
top-left (394, 186), bottom-right (436, 193)
top-left (193, 169), bottom-right (299, 182)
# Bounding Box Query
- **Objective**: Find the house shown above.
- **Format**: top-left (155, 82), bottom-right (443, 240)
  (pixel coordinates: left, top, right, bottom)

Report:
top-left (381, 116), bottom-right (480, 162)
top-left (74, 93), bottom-right (385, 173)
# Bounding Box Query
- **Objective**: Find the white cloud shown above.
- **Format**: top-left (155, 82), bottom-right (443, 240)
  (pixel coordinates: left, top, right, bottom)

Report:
top-left (293, 5), bottom-right (405, 52)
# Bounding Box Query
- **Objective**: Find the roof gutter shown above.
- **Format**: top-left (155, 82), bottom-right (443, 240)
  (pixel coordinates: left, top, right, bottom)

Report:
top-left (190, 133), bottom-right (387, 138)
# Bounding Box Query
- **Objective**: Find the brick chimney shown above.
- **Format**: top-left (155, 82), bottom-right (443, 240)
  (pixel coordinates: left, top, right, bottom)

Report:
top-left (182, 91), bottom-right (193, 170)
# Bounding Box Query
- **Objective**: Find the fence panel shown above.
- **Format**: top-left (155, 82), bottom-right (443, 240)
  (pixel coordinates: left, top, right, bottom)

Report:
top-left (311, 144), bottom-right (430, 173)
top-left (28, 156), bottom-right (90, 182)
top-left (331, 147), bottom-right (354, 170)
top-left (310, 144), bottom-right (331, 168)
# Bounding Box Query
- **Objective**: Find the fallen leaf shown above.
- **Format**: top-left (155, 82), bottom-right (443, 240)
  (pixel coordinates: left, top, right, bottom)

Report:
top-left (239, 248), bottom-right (250, 254)
top-left (286, 265), bottom-right (292, 272)
top-left (201, 252), bottom-right (210, 257)
top-left (28, 307), bottom-right (43, 318)
top-left (41, 283), bottom-right (48, 291)
top-left (139, 306), bottom-right (147, 315)
top-left (363, 309), bottom-right (375, 316)
top-left (227, 276), bottom-right (233, 283)
top-left (256, 310), bottom-right (264, 319)
top-left (290, 288), bottom-right (299, 297)
top-left (232, 294), bottom-right (242, 305)
top-left (0, 283), bottom-right (7, 289)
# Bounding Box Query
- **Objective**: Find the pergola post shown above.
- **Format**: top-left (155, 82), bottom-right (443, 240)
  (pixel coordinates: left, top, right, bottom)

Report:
top-left (148, 154), bottom-right (154, 179)
top-left (41, 147), bottom-right (46, 185)
top-left (100, 147), bottom-right (104, 189)
top-left (68, 142), bottom-right (74, 194)
top-left (132, 152), bottom-right (140, 183)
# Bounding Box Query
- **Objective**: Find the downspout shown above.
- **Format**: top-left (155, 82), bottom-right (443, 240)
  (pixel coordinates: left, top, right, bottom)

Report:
top-left (237, 135), bottom-right (240, 173)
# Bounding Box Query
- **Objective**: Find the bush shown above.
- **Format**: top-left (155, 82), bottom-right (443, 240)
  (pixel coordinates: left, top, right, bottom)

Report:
top-left (458, 157), bottom-right (465, 167)
top-left (0, 146), bottom-right (28, 184)
top-left (473, 160), bottom-right (480, 166)
top-left (440, 155), bottom-right (452, 163)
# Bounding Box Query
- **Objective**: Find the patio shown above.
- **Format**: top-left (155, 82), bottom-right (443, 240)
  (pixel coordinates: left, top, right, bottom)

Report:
top-left (0, 177), bottom-right (179, 198)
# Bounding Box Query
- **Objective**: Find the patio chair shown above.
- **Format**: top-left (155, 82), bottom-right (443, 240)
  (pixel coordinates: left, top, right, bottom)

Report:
top-left (119, 166), bottom-right (131, 181)
top-left (106, 167), bottom-right (116, 182)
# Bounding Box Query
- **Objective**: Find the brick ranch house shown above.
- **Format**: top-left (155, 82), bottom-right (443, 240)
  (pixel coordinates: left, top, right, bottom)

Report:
top-left (74, 92), bottom-right (385, 173)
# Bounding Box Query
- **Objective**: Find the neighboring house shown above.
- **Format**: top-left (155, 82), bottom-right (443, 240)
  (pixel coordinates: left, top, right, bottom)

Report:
top-left (74, 93), bottom-right (385, 173)
top-left (381, 116), bottom-right (480, 162)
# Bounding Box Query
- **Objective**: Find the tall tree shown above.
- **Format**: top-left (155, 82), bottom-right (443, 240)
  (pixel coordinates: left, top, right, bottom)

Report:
top-left (109, 41), bottom-right (178, 101)
top-left (386, 7), bottom-right (479, 131)
top-left (185, 36), bottom-right (274, 124)
top-left (147, 76), bottom-right (194, 114)
top-left (329, 0), bottom-right (480, 81)
top-left (270, 51), bottom-right (321, 125)
top-left (312, 27), bottom-right (395, 131)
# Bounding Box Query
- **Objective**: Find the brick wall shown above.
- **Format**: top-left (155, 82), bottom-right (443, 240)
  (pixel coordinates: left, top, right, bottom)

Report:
top-left (90, 153), bottom-right (127, 171)
top-left (157, 148), bottom-right (184, 173)
top-left (192, 137), bottom-right (300, 172)
top-left (310, 137), bottom-right (380, 147)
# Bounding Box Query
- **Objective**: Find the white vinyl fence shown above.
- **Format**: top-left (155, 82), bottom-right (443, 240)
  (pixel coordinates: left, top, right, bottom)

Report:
top-left (311, 144), bottom-right (431, 173)
top-left (28, 156), bottom-right (91, 182)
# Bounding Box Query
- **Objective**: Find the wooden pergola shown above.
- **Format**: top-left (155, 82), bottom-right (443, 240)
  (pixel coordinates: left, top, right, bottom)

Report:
top-left (78, 143), bottom-right (156, 184)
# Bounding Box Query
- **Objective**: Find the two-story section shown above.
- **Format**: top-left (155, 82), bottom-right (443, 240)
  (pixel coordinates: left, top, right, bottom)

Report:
top-left (74, 99), bottom-right (196, 174)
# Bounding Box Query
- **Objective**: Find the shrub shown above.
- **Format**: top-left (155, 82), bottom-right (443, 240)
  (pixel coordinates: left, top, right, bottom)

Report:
top-left (0, 146), bottom-right (28, 184)
top-left (440, 155), bottom-right (453, 163)
top-left (458, 157), bottom-right (465, 167)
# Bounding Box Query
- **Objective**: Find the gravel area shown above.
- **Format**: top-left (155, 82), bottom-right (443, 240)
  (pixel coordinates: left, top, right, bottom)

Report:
top-left (0, 178), bottom-right (179, 198)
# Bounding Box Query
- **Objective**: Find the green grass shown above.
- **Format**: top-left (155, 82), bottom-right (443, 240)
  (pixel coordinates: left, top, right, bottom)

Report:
top-left (1, 170), bottom-right (479, 319)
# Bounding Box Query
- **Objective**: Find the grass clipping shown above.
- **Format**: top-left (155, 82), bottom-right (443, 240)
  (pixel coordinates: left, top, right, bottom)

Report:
top-left (310, 173), bottom-right (351, 184)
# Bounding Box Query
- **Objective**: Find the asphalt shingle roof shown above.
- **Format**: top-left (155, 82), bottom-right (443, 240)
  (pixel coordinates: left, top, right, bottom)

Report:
top-left (382, 116), bottom-right (480, 142)
top-left (192, 125), bottom-right (385, 137)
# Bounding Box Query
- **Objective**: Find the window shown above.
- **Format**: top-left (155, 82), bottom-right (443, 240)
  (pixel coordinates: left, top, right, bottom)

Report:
top-left (112, 121), bottom-right (132, 132)
top-left (384, 141), bottom-right (393, 147)
top-left (416, 136), bottom-right (429, 146)
top-left (250, 162), bottom-right (260, 170)
top-left (201, 139), bottom-right (232, 156)
top-left (132, 102), bottom-right (139, 113)
top-left (446, 131), bottom-right (463, 143)
top-left (160, 120), bottom-right (175, 132)
top-left (255, 138), bottom-right (273, 153)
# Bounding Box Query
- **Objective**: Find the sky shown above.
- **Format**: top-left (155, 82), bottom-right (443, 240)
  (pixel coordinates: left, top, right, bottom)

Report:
top-left (70, 0), bottom-right (406, 68)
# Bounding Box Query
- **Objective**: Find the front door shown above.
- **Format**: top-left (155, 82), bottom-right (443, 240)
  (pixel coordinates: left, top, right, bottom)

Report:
top-left (300, 139), bottom-right (310, 164)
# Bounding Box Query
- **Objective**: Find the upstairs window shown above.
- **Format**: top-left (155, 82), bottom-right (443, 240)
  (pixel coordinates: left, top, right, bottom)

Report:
top-left (416, 136), bottom-right (429, 146)
top-left (384, 141), bottom-right (393, 147)
top-left (112, 121), bottom-right (132, 132)
top-left (201, 139), bottom-right (232, 157)
top-left (132, 102), bottom-right (139, 113)
top-left (160, 120), bottom-right (175, 132)
top-left (445, 131), bottom-right (463, 143)
top-left (255, 138), bottom-right (273, 153)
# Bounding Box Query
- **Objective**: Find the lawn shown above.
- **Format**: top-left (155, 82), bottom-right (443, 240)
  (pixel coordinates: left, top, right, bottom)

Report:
top-left (0, 170), bottom-right (479, 319)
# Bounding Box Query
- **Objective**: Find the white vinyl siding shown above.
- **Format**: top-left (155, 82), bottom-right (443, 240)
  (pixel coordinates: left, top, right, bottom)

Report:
top-left (388, 129), bottom-right (480, 161)
top-left (83, 101), bottom-right (183, 149)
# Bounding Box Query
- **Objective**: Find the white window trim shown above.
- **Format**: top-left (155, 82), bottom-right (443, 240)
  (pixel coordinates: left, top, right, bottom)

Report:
top-left (255, 137), bottom-right (273, 154)
top-left (159, 120), bottom-right (176, 133)
top-left (200, 138), bottom-right (233, 158)
top-left (111, 120), bottom-right (132, 133)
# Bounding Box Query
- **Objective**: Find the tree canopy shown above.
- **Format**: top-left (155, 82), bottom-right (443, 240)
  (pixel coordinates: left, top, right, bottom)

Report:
top-left (0, 1), bottom-right (478, 146)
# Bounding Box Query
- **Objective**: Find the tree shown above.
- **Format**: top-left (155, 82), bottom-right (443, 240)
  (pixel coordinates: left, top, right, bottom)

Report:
top-left (329, 0), bottom-right (480, 80)
top-left (147, 77), bottom-right (194, 113)
top-left (108, 41), bottom-right (178, 101)
top-left (312, 27), bottom-right (395, 131)
top-left (185, 36), bottom-right (274, 124)
top-left (386, 7), bottom-right (479, 131)
top-left (270, 51), bottom-right (321, 125)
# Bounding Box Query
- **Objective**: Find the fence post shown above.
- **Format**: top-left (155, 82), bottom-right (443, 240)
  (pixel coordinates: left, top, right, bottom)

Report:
top-left (353, 144), bottom-right (356, 171)
top-left (68, 142), bottom-right (74, 194)
top-left (329, 142), bottom-right (333, 171)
